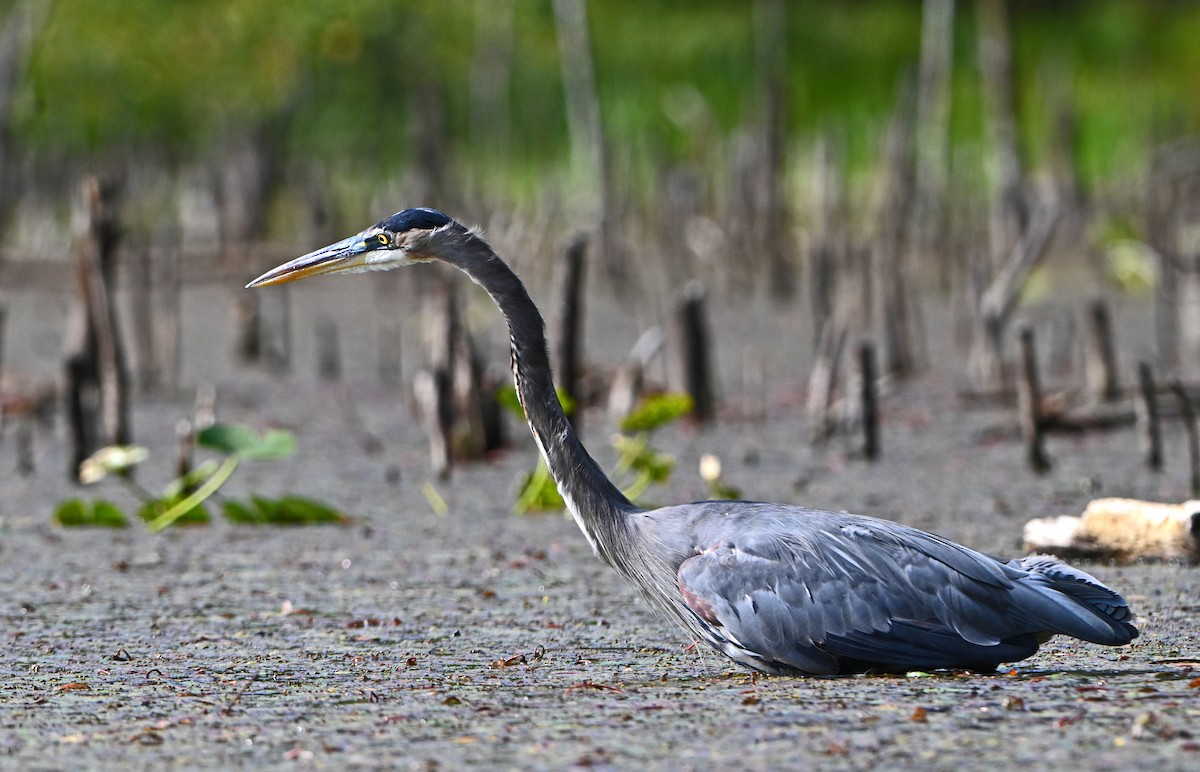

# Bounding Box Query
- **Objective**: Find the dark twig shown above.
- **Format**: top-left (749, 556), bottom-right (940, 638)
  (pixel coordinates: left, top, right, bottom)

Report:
top-left (0, 303), bottom-right (7, 383)
top-left (1137, 362), bottom-right (1163, 471)
top-left (64, 176), bottom-right (131, 480)
top-left (221, 671), bottom-right (261, 717)
top-left (807, 322), bottom-right (847, 445)
top-left (315, 316), bottom-right (341, 382)
top-left (563, 680), bottom-right (624, 695)
top-left (1085, 299), bottom-right (1121, 403)
top-left (673, 282), bottom-right (714, 424)
top-left (16, 419), bottom-right (32, 476)
top-left (1170, 380), bottom-right (1200, 496)
top-left (233, 294), bottom-right (261, 365)
top-left (175, 418), bottom-right (194, 482)
top-left (1016, 326), bottom-right (1051, 472)
top-left (859, 340), bottom-right (880, 460)
top-left (554, 234), bottom-right (588, 429)
top-left (130, 249), bottom-right (158, 391)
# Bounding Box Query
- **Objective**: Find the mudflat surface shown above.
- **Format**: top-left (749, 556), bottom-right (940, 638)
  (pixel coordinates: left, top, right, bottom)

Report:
top-left (2, 283), bottom-right (1199, 769)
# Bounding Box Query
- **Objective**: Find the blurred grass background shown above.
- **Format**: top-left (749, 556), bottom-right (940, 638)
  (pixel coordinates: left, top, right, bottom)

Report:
top-left (4, 0), bottom-right (1200, 513)
top-left (10, 0), bottom-right (1200, 224)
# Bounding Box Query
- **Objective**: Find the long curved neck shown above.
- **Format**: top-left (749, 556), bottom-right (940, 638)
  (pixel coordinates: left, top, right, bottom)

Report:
top-left (436, 228), bottom-right (639, 565)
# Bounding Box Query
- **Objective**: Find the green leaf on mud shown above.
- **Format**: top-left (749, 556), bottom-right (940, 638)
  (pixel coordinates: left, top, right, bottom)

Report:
top-left (620, 393), bottom-right (693, 433)
top-left (495, 385), bottom-right (523, 416)
top-left (137, 497), bottom-right (211, 526)
top-left (196, 423), bottom-right (257, 454)
top-left (222, 499), bottom-right (259, 524)
top-left (612, 434), bottom-right (675, 482)
top-left (197, 423), bottom-right (294, 460)
top-left (222, 496), bottom-right (347, 525)
top-left (707, 481), bottom-right (742, 500)
top-left (54, 499), bottom-right (128, 528)
top-left (160, 460), bottom-right (221, 501)
top-left (514, 461), bottom-right (565, 514)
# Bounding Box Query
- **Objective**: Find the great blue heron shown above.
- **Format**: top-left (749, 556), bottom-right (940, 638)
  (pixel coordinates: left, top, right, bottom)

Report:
top-left (249, 208), bottom-right (1138, 675)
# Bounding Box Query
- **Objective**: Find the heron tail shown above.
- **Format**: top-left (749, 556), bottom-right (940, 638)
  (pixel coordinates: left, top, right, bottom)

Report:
top-left (1011, 554), bottom-right (1139, 645)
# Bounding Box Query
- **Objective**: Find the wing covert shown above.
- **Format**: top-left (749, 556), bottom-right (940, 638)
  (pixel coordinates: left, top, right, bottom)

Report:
top-left (675, 519), bottom-right (1039, 673)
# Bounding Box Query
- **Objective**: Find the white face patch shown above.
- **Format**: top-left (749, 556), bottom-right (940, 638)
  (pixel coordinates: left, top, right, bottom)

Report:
top-left (361, 248), bottom-right (414, 271)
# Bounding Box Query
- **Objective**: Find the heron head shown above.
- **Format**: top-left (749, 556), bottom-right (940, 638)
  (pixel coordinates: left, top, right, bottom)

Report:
top-left (246, 207), bottom-right (454, 288)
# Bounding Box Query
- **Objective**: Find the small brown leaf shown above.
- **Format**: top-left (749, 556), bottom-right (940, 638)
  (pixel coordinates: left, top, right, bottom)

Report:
top-left (57, 682), bottom-right (91, 692)
top-left (563, 681), bottom-right (625, 695)
top-left (1052, 709), bottom-right (1086, 729)
top-left (909, 707), bottom-right (928, 723)
top-left (490, 653), bottom-right (527, 669)
top-left (281, 602), bottom-right (316, 616)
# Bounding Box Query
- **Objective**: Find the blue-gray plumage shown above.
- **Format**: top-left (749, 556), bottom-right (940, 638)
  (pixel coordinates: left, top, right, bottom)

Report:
top-left (248, 209), bottom-right (1138, 676)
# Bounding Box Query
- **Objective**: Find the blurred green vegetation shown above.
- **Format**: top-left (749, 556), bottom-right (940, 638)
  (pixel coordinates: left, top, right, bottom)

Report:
top-left (54, 423), bottom-right (348, 530)
top-left (10, 0), bottom-right (1200, 198)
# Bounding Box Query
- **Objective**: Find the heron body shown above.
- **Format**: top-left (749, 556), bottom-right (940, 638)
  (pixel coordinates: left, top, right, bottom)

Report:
top-left (249, 209), bottom-right (1138, 676)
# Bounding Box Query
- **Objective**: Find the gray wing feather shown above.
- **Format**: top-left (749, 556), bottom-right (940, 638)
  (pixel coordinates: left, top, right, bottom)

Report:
top-left (673, 508), bottom-right (1134, 674)
top-left (1012, 554), bottom-right (1135, 623)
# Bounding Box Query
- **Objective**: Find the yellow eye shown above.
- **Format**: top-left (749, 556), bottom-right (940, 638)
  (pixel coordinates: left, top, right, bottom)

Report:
top-left (376, 233), bottom-right (389, 247)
